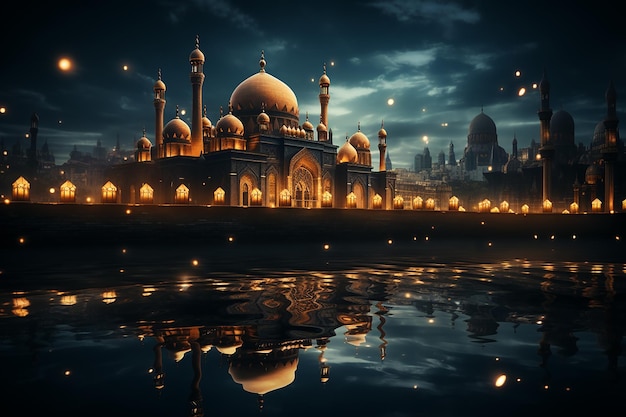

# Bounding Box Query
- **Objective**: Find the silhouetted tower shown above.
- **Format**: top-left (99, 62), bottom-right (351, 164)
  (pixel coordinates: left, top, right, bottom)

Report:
top-left (448, 141), bottom-right (456, 166)
top-left (378, 120), bottom-right (387, 171)
top-left (318, 63), bottom-right (331, 142)
top-left (28, 113), bottom-right (39, 172)
top-left (153, 69), bottom-right (166, 159)
top-left (189, 35), bottom-right (205, 157)
top-left (602, 80), bottom-right (619, 212)
top-left (538, 69), bottom-right (554, 206)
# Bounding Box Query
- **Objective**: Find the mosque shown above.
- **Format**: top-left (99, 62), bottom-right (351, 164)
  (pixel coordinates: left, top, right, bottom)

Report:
top-left (105, 37), bottom-right (396, 209)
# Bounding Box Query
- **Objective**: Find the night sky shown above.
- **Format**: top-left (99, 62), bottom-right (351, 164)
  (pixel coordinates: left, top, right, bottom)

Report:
top-left (1, 0), bottom-right (625, 169)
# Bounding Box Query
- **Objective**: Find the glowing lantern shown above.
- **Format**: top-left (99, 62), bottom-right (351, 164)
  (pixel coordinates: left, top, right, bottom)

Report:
top-left (101, 181), bottom-right (118, 203)
top-left (139, 183), bottom-right (154, 204)
top-left (521, 204), bottom-right (530, 214)
top-left (569, 202), bottom-right (579, 214)
top-left (279, 189), bottom-right (291, 207)
top-left (622, 199), bottom-right (626, 211)
top-left (322, 191), bottom-right (333, 207)
top-left (413, 196), bottom-right (423, 210)
top-left (499, 200), bottom-right (509, 213)
top-left (250, 188), bottom-right (262, 205)
top-left (347, 192), bottom-right (357, 208)
top-left (542, 199), bottom-right (552, 213)
top-left (174, 184), bottom-right (189, 204)
top-left (372, 193), bottom-right (382, 209)
top-left (59, 180), bottom-right (77, 203)
top-left (479, 199), bottom-right (491, 213)
top-left (393, 195), bottom-right (404, 210)
top-left (12, 176), bottom-right (30, 201)
top-left (214, 187), bottom-right (225, 205)
top-left (592, 198), bottom-right (602, 212)
top-left (425, 198), bottom-right (435, 210)
top-left (449, 196), bottom-right (459, 211)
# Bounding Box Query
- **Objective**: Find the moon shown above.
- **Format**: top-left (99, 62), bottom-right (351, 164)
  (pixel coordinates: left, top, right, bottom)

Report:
top-left (387, 98), bottom-right (394, 106)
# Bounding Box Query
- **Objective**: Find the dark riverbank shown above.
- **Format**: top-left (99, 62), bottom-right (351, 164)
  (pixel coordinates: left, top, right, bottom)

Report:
top-left (1, 202), bottom-right (624, 250)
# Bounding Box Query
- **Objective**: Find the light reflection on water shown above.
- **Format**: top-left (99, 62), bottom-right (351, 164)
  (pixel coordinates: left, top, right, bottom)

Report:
top-left (0, 241), bottom-right (624, 417)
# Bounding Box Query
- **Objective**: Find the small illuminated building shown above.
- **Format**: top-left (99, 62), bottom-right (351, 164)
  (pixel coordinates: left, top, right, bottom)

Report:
top-left (101, 180), bottom-right (118, 203)
top-left (59, 180), bottom-right (76, 203)
top-left (12, 176), bottom-right (30, 201)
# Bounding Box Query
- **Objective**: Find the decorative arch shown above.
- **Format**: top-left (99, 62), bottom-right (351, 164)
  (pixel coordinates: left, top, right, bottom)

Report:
top-left (289, 148), bottom-right (321, 208)
top-left (266, 166), bottom-right (279, 208)
top-left (239, 171), bottom-right (257, 206)
top-left (351, 178), bottom-right (367, 208)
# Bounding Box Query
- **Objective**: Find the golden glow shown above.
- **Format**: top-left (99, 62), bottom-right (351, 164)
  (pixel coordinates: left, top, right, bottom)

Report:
top-left (322, 191), bottom-right (333, 207)
top-left (515, 70), bottom-right (521, 77)
top-left (347, 192), bottom-right (357, 208)
top-left (60, 295), bottom-right (77, 306)
top-left (387, 239), bottom-right (393, 245)
top-left (422, 135), bottom-right (428, 144)
top-left (279, 189), bottom-right (291, 207)
top-left (542, 199), bottom-right (552, 213)
top-left (0, 107), bottom-right (6, 114)
top-left (495, 374), bottom-right (507, 387)
top-left (449, 196), bottom-right (459, 211)
top-left (518, 87), bottom-right (526, 96)
top-left (393, 195), bottom-right (404, 209)
top-left (123, 65), bottom-right (129, 71)
top-left (18, 237), bottom-right (25, 244)
top-left (58, 57), bottom-right (72, 71)
top-left (500, 201), bottom-right (509, 213)
top-left (521, 204), bottom-right (529, 214)
top-left (372, 193), bottom-right (382, 209)
top-left (102, 291), bottom-right (117, 304)
top-left (592, 198), bottom-right (602, 212)
top-left (478, 199), bottom-right (491, 213)
top-left (125, 208), bottom-right (132, 215)
top-left (214, 187), bottom-right (225, 205)
top-left (387, 98), bottom-right (394, 106)
top-left (228, 236), bottom-right (234, 242)
top-left (4, 198), bottom-right (10, 204)
top-left (323, 243), bottom-right (330, 250)
top-left (12, 176), bottom-right (30, 201)
top-left (413, 196), bottom-right (423, 210)
top-left (192, 259), bottom-right (199, 266)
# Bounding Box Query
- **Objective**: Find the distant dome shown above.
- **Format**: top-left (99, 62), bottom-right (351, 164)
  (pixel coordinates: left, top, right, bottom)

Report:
top-left (230, 54), bottom-right (299, 129)
top-left (337, 140), bottom-right (358, 163)
top-left (189, 46), bottom-right (205, 63)
top-left (469, 111), bottom-right (496, 136)
top-left (349, 129), bottom-right (370, 149)
top-left (216, 112), bottom-right (244, 137)
top-left (302, 116), bottom-right (314, 131)
top-left (592, 121), bottom-right (606, 149)
top-left (550, 109), bottom-right (574, 135)
top-left (202, 115), bottom-right (212, 128)
top-left (163, 116), bottom-right (191, 141)
top-left (585, 163), bottom-right (603, 185)
top-left (153, 78), bottom-right (166, 92)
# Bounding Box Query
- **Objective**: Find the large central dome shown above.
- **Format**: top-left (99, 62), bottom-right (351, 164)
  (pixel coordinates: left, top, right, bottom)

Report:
top-left (230, 54), bottom-right (299, 133)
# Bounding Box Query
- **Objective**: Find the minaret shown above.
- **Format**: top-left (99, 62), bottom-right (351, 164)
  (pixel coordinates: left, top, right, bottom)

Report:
top-left (319, 63), bottom-right (331, 142)
top-left (189, 35), bottom-right (205, 157)
top-left (153, 69), bottom-right (166, 159)
top-left (378, 120), bottom-right (387, 171)
top-left (448, 141), bottom-right (456, 166)
top-left (537, 68), bottom-right (554, 208)
top-left (602, 80), bottom-right (619, 212)
top-left (28, 112), bottom-right (39, 172)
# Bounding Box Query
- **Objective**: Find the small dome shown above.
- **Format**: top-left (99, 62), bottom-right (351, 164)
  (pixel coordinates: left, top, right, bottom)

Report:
top-left (319, 72), bottom-right (330, 86)
top-left (189, 47), bottom-right (205, 63)
top-left (163, 116), bottom-right (191, 141)
top-left (317, 122), bottom-right (327, 132)
top-left (257, 110), bottom-right (270, 125)
top-left (337, 140), bottom-right (358, 163)
top-left (302, 114), bottom-right (314, 130)
top-left (216, 113), bottom-right (244, 137)
top-left (137, 135), bottom-right (152, 150)
top-left (378, 127), bottom-right (387, 138)
top-left (153, 78), bottom-right (166, 92)
top-left (202, 115), bottom-right (212, 128)
top-left (585, 163), bottom-right (603, 185)
top-left (469, 111), bottom-right (496, 135)
top-left (349, 129), bottom-right (370, 149)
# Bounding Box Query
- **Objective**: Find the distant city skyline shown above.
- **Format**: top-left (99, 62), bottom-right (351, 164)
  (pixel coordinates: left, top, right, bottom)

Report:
top-left (1, 1), bottom-right (625, 169)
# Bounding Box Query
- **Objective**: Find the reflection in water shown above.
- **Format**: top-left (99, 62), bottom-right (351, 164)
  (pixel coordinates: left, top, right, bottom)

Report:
top-left (0, 243), bottom-right (624, 416)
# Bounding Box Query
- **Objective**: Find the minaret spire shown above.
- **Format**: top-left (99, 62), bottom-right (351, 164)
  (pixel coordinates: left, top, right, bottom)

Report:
top-left (318, 62), bottom-right (331, 142)
top-left (189, 35), bottom-right (205, 156)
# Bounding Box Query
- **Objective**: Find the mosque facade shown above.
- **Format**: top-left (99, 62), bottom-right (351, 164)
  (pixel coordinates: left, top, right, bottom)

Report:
top-left (106, 38), bottom-right (396, 209)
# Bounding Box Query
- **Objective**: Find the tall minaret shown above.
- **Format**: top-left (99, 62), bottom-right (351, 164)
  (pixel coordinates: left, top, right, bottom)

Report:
top-left (378, 120), bottom-right (387, 171)
top-left (153, 69), bottom-right (166, 159)
top-left (537, 68), bottom-right (554, 209)
top-left (189, 35), bottom-right (205, 157)
top-left (319, 63), bottom-right (331, 142)
top-left (602, 80), bottom-right (619, 212)
top-left (28, 112), bottom-right (39, 172)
